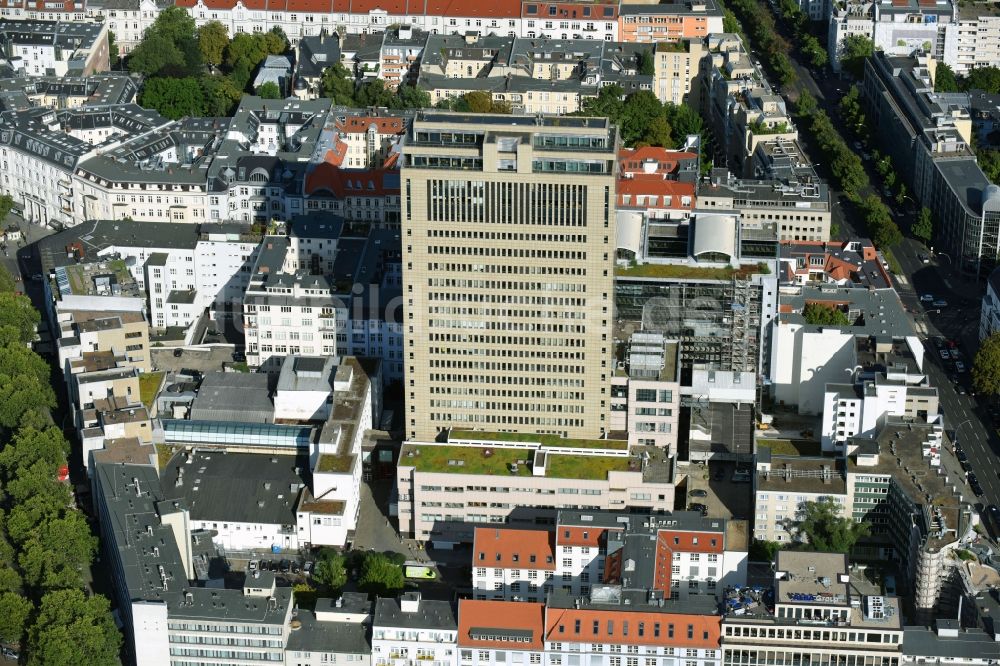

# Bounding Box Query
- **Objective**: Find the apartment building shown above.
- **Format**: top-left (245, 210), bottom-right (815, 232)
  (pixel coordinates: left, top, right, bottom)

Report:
top-left (863, 53), bottom-right (1000, 275)
top-left (0, 0), bottom-right (87, 21)
top-left (722, 552), bottom-right (904, 666)
top-left (544, 588), bottom-right (723, 666)
top-left (752, 445), bottom-right (848, 543)
top-left (287, 594), bottom-right (374, 666)
top-left (777, 239), bottom-right (892, 288)
top-left (395, 433), bottom-right (676, 546)
top-left (704, 36), bottom-right (798, 178)
top-left (472, 527), bottom-right (556, 602)
top-left (242, 220), bottom-right (403, 380)
top-left (0, 71), bottom-right (137, 107)
top-left (521, 0), bottom-right (619, 40)
top-left (827, 0), bottom-right (957, 73)
top-left (654, 38), bottom-right (707, 105)
top-left (333, 114), bottom-right (406, 169)
top-left (372, 593), bottom-right (458, 666)
top-left (416, 34), bottom-right (649, 115)
top-left (0, 19), bottom-right (109, 76)
top-left (401, 111), bottom-right (617, 441)
top-left (458, 599), bottom-right (545, 666)
top-left (55, 309), bottom-right (150, 373)
top-left (618, 0), bottom-right (724, 42)
top-left (91, 0), bottom-right (166, 55)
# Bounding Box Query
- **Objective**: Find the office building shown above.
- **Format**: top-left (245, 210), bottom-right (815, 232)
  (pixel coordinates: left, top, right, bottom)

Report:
top-left (722, 552), bottom-right (904, 666)
top-left (980, 266), bottom-right (1000, 340)
top-left (395, 432), bottom-right (676, 546)
top-left (401, 111), bottom-right (617, 441)
top-left (863, 53), bottom-right (1000, 275)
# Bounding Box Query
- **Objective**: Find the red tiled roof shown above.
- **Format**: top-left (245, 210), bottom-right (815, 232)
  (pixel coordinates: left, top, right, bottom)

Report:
top-left (544, 608), bottom-right (721, 647)
top-left (458, 600), bottom-right (545, 649)
top-left (659, 529), bottom-right (724, 554)
top-left (304, 164), bottom-right (400, 197)
top-left (523, 1), bottom-right (617, 20)
top-left (335, 115), bottom-right (405, 135)
top-left (473, 527), bottom-right (555, 570)
top-left (618, 147), bottom-right (697, 175)
top-left (617, 176), bottom-right (695, 210)
top-left (557, 525), bottom-right (613, 548)
top-left (177, 0), bottom-right (520, 14)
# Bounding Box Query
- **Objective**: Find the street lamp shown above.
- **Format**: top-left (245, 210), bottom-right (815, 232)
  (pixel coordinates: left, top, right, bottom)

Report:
top-left (951, 418), bottom-right (977, 448)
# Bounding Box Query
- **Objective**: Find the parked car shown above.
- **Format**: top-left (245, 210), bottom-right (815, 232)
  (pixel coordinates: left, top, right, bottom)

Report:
top-left (279, 559), bottom-right (291, 573)
top-left (921, 294), bottom-right (935, 303)
top-left (939, 349), bottom-right (950, 360)
top-left (933, 299), bottom-right (949, 308)
top-left (292, 562), bottom-right (301, 575)
top-left (303, 561), bottom-right (314, 576)
top-left (956, 361), bottom-right (966, 373)
top-left (918, 254), bottom-right (930, 264)
top-left (688, 503), bottom-right (708, 515)
top-left (173, 348), bottom-right (183, 358)
top-left (248, 559), bottom-right (258, 572)
top-left (690, 489), bottom-right (708, 498)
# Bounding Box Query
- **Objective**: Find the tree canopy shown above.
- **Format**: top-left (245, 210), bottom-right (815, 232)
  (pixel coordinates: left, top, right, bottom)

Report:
top-left (840, 34), bottom-right (874, 78)
top-left (934, 62), bottom-right (961, 93)
top-left (966, 66), bottom-right (1000, 94)
top-left (578, 86), bottom-right (704, 149)
top-left (785, 497), bottom-right (870, 552)
top-left (802, 302), bottom-right (850, 326)
top-left (128, 7), bottom-right (201, 77)
top-left (27, 589), bottom-right (122, 666)
top-left (358, 552), bottom-right (405, 597)
top-left (313, 548), bottom-right (348, 591)
top-left (198, 20), bottom-right (229, 68)
top-left (974, 332), bottom-right (1000, 396)
top-left (257, 81), bottom-right (282, 99)
top-left (139, 77), bottom-right (206, 120)
top-left (913, 207), bottom-right (933, 245)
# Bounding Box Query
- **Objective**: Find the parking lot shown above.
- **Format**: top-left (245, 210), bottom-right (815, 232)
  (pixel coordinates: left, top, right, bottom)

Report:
top-left (683, 460), bottom-right (753, 521)
top-left (151, 346), bottom-right (237, 375)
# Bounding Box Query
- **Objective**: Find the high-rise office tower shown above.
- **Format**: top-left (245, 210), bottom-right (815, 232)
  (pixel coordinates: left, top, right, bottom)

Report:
top-left (401, 112), bottom-right (618, 441)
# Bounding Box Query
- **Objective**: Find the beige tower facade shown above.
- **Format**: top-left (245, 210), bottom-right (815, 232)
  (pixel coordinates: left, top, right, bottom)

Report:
top-left (402, 112), bottom-right (618, 441)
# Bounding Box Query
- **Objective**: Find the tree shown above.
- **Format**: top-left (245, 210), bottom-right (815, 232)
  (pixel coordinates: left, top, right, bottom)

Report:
top-left (27, 589), bottom-right (122, 666)
top-left (796, 89), bottom-right (818, 117)
top-left (0, 592), bottom-right (31, 645)
top-left (979, 148), bottom-right (1000, 184)
top-left (108, 30), bottom-right (119, 68)
top-left (127, 32), bottom-right (186, 76)
top-left (0, 292), bottom-right (38, 345)
top-left (198, 20), bottom-right (229, 67)
top-left (0, 343), bottom-right (57, 429)
top-left (200, 75), bottom-right (244, 116)
top-left (934, 62), bottom-right (960, 93)
top-left (139, 77), bottom-right (207, 119)
top-left (973, 332), bottom-right (1000, 396)
top-left (802, 302), bottom-right (850, 326)
top-left (0, 194), bottom-right (13, 224)
top-left (321, 62), bottom-right (356, 105)
top-left (355, 79), bottom-right (395, 108)
top-left (723, 9), bottom-right (742, 36)
top-left (638, 48), bottom-right (655, 76)
top-left (0, 425), bottom-right (68, 483)
top-left (313, 548), bottom-right (347, 590)
top-left (358, 552), bottom-right (404, 597)
top-left (966, 66), bottom-right (1000, 94)
top-left (862, 194), bottom-right (902, 248)
top-left (840, 34), bottom-right (874, 78)
top-left (463, 90), bottom-right (494, 113)
top-left (913, 207), bottom-right (934, 245)
top-left (580, 84), bottom-right (624, 121)
top-left (785, 497), bottom-right (870, 552)
top-left (393, 84), bottom-right (431, 110)
top-left (663, 103), bottom-right (702, 144)
top-left (618, 90), bottom-right (663, 146)
top-left (257, 81), bottom-right (282, 99)
top-left (127, 6), bottom-right (200, 76)
top-left (19, 512), bottom-right (97, 591)
top-left (641, 115), bottom-right (673, 148)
